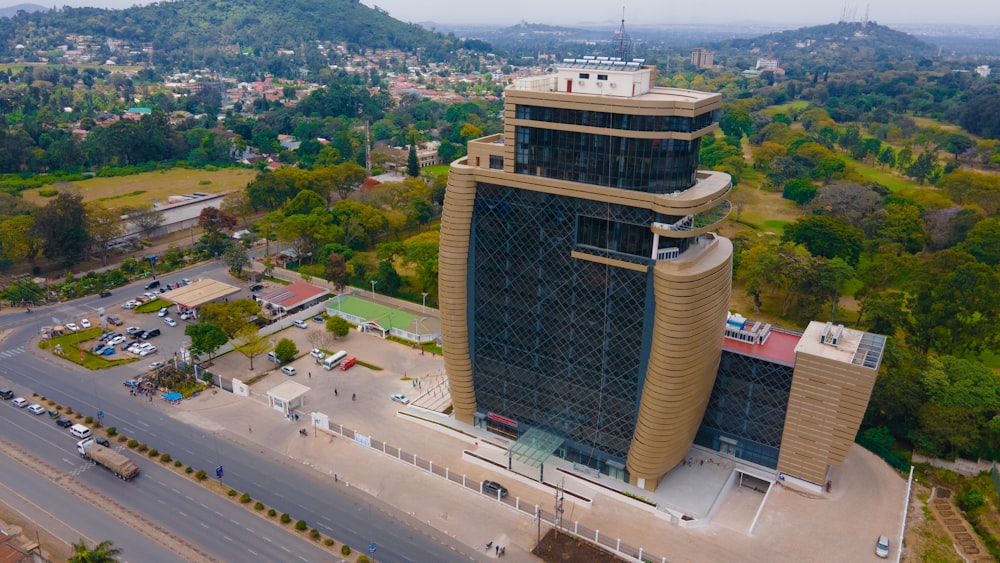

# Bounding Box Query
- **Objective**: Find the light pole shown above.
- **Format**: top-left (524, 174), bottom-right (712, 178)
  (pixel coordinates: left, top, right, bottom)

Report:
top-left (421, 292), bottom-right (428, 313)
top-left (370, 280), bottom-right (377, 302)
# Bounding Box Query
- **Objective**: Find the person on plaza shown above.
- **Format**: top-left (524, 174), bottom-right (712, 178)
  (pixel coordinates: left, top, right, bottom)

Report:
top-left (352, 393), bottom-right (356, 401)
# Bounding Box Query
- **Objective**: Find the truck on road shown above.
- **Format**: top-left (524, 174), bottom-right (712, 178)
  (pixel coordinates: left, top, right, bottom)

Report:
top-left (77, 439), bottom-right (140, 480)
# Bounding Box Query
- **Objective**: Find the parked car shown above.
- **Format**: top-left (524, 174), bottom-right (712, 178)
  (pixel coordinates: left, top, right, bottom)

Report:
top-left (180, 311), bottom-right (195, 320)
top-left (101, 347), bottom-right (116, 356)
top-left (56, 417), bottom-right (73, 428)
top-left (144, 280), bottom-right (160, 290)
top-left (150, 361), bottom-right (165, 370)
top-left (310, 349), bottom-right (325, 359)
top-left (107, 315), bottom-right (123, 326)
top-left (122, 301), bottom-right (138, 309)
top-left (108, 335), bottom-right (127, 346)
top-left (93, 344), bottom-right (106, 354)
top-left (182, 278), bottom-right (192, 285)
top-left (158, 307), bottom-right (169, 317)
top-left (79, 319), bottom-right (91, 329)
top-left (138, 347), bottom-right (157, 357)
top-left (0, 389), bottom-right (13, 400)
top-left (123, 379), bottom-right (139, 388)
top-left (98, 332), bottom-right (114, 342)
top-left (312, 315), bottom-right (325, 323)
top-left (390, 393), bottom-right (410, 405)
top-left (143, 292), bottom-right (158, 300)
top-left (126, 326), bottom-right (143, 336)
top-left (100, 290), bottom-right (113, 298)
top-left (11, 397), bottom-right (28, 408)
top-left (27, 404), bottom-right (46, 415)
top-left (875, 535), bottom-right (890, 558)
top-left (140, 329), bottom-right (161, 339)
top-left (65, 323), bottom-right (79, 332)
top-left (281, 366), bottom-right (297, 376)
top-left (292, 319), bottom-right (308, 329)
top-left (95, 437), bottom-right (111, 447)
top-left (163, 317), bottom-right (177, 327)
top-left (249, 283), bottom-right (264, 292)
top-left (481, 480), bottom-right (508, 498)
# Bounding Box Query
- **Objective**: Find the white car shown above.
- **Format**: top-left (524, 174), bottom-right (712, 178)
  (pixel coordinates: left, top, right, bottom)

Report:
top-left (281, 366), bottom-right (296, 376)
top-left (122, 300), bottom-right (139, 309)
top-left (150, 361), bottom-right (165, 370)
top-left (875, 535), bottom-right (890, 558)
top-left (108, 335), bottom-right (127, 346)
top-left (179, 311), bottom-right (195, 320)
top-left (182, 278), bottom-right (192, 285)
top-left (27, 403), bottom-right (45, 415)
top-left (65, 323), bottom-right (79, 332)
top-left (11, 397), bottom-right (28, 408)
top-left (125, 326), bottom-right (142, 335)
top-left (163, 317), bottom-right (177, 327)
top-left (144, 292), bottom-right (158, 300)
top-left (139, 347), bottom-right (157, 357)
top-left (292, 319), bottom-right (308, 329)
top-left (80, 319), bottom-right (91, 329)
top-left (310, 349), bottom-right (325, 359)
top-left (390, 393), bottom-right (410, 404)
top-left (158, 307), bottom-right (169, 317)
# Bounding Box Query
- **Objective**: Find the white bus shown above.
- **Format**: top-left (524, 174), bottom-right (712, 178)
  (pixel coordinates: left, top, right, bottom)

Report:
top-left (322, 350), bottom-right (348, 370)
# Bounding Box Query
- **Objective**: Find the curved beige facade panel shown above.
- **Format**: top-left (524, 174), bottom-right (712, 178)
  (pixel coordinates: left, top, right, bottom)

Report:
top-left (438, 162), bottom-right (478, 424)
top-left (626, 236), bottom-right (733, 490)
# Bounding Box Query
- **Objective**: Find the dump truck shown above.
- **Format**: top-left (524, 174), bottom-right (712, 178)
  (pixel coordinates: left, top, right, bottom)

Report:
top-left (77, 439), bottom-right (140, 480)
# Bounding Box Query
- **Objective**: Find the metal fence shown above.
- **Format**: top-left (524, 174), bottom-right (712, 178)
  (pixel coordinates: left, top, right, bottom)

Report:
top-left (321, 420), bottom-right (667, 563)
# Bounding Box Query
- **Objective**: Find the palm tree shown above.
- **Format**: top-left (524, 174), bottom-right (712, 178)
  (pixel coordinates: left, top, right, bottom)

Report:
top-left (69, 539), bottom-right (122, 563)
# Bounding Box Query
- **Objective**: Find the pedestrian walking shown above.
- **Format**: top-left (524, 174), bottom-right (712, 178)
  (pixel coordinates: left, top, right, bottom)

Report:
top-left (249, 425), bottom-right (252, 433)
top-left (352, 393), bottom-right (356, 401)
top-left (334, 388), bottom-right (338, 397)
top-left (308, 371), bottom-right (311, 378)
top-left (334, 474), bottom-right (338, 482)
top-left (495, 545), bottom-right (499, 555)
top-left (502, 546), bottom-right (506, 556)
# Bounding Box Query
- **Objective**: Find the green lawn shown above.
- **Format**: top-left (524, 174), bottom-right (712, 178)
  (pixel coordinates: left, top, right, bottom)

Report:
top-left (421, 164), bottom-right (451, 176)
top-left (135, 298), bottom-right (171, 313)
top-left (762, 100), bottom-right (809, 115)
top-left (39, 327), bottom-right (137, 370)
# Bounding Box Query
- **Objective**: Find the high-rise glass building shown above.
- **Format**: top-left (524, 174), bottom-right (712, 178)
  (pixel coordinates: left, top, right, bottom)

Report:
top-left (440, 59), bottom-right (734, 491)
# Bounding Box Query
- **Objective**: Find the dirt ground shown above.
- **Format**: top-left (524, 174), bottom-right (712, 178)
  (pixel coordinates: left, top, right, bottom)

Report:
top-left (0, 504), bottom-right (71, 562)
top-left (533, 528), bottom-right (626, 563)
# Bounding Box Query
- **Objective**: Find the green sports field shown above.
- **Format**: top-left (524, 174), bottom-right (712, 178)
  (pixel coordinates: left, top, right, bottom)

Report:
top-left (333, 295), bottom-right (420, 331)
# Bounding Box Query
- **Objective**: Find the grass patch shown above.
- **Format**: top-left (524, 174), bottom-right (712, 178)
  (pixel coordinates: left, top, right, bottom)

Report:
top-left (39, 327), bottom-right (137, 369)
top-left (421, 164), bottom-right (451, 176)
top-left (135, 298), bottom-right (170, 313)
top-left (96, 190), bottom-right (146, 202)
top-left (20, 167), bottom-right (254, 208)
top-left (356, 360), bottom-right (383, 371)
top-left (976, 349), bottom-right (1000, 370)
top-left (762, 100), bottom-right (809, 115)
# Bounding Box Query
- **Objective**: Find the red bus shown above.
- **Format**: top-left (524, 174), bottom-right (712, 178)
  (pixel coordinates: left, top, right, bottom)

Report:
top-left (339, 356), bottom-right (357, 371)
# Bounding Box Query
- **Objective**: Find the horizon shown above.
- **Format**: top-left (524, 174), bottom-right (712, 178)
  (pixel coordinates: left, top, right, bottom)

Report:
top-left (2, 0), bottom-right (1000, 30)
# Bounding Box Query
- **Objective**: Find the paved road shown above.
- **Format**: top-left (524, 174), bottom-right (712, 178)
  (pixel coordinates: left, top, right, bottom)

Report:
top-left (0, 264), bottom-right (478, 563)
top-left (0, 395), bottom-right (338, 562)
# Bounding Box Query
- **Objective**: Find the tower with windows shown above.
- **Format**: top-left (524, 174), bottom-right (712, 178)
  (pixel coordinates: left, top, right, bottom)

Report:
top-left (440, 57), bottom-right (733, 491)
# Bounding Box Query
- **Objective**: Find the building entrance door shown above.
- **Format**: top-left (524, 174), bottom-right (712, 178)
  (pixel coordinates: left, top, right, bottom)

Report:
top-left (719, 437), bottom-right (739, 457)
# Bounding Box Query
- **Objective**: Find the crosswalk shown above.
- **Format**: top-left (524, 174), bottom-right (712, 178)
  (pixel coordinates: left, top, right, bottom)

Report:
top-left (0, 346), bottom-right (25, 359)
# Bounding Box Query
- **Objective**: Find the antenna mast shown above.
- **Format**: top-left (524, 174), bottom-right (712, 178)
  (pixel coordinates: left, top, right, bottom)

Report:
top-left (612, 7), bottom-right (632, 61)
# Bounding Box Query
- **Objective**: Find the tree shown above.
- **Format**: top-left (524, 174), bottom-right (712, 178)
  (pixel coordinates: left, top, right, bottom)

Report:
top-left (718, 106), bottom-right (753, 138)
top-left (283, 189), bottom-right (326, 216)
top-left (876, 146), bottom-right (896, 169)
top-left (232, 324), bottom-right (269, 370)
top-left (782, 178), bottom-right (817, 205)
top-left (862, 203), bottom-right (929, 254)
top-left (69, 539), bottom-right (121, 563)
top-left (326, 315), bottom-right (351, 339)
top-left (86, 204), bottom-right (126, 265)
top-left (34, 189), bottom-right (88, 266)
top-left (220, 191), bottom-right (255, 228)
top-left (911, 356), bottom-right (1000, 458)
top-left (939, 133), bottom-right (974, 160)
top-left (198, 206), bottom-right (238, 234)
top-left (782, 215), bottom-right (864, 266)
top-left (406, 144), bottom-right (420, 177)
top-left (905, 152), bottom-right (936, 185)
top-left (199, 300), bottom-right (261, 338)
top-left (323, 252), bottom-right (349, 290)
top-left (184, 323), bottom-right (227, 362)
top-left (126, 204), bottom-right (164, 238)
top-left (957, 217), bottom-right (1000, 266)
top-left (274, 337), bottom-right (298, 363)
top-left (223, 244), bottom-right (251, 275)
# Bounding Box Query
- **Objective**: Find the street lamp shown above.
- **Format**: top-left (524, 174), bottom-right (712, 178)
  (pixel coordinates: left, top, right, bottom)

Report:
top-left (421, 292), bottom-right (428, 313)
top-left (370, 280), bottom-right (378, 302)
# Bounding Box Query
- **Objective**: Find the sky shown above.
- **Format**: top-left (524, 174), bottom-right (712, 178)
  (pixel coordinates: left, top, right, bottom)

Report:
top-left (10, 0), bottom-right (1000, 27)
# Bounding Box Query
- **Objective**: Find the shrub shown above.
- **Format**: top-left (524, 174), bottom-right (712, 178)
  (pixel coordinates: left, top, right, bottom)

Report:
top-left (267, 508), bottom-right (277, 517)
top-left (117, 435), bottom-right (127, 443)
top-left (309, 529), bottom-right (319, 539)
top-left (47, 400), bottom-right (56, 406)
top-left (84, 416), bottom-right (93, 423)
top-left (341, 545), bottom-right (351, 556)
top-left (254, 502), bottom-right (264, 511)
top-left (38, 188), bottom-right (57, 197)
top-left (160, 453), bottom-right (171, 463)
top-left (198, 179), bottom-right (212, 185)
top-left (358, 557), bottom-right (370, 563)
top-left (323, 538), bottom-right (334, 547)
top-left (195, 469), bottom-right (207, 480)
top-left (185, 466), bottom-right (194, 474)
top-left (174, 460), bottom-right (182, 467)
top-left (295, 520), bottom-right (307, 531)
top-left (138, 443), bottom-right (148, 453)
top-left (65, 407), bottom-right (73, 415)
top-left (240, 493), bottom-right (251, 504)
top-left (280, 513), bottom-right (291, 524)
top-left (106, 427), bottom-right (117, 436)
top-left (75, 413), bottom-right (83, 419)
top-left (228, 489), bottom-right (238, 497)
top-left (127, 439), bottom-right (139, 448)
top-left (148, 449), bottom-right (159, 457)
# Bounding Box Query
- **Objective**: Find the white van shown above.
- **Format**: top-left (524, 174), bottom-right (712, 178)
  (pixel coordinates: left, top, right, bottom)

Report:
top-left (69, 424), bottom-right (92, 440)
top-left (322, 350), bottom-right (348, 370)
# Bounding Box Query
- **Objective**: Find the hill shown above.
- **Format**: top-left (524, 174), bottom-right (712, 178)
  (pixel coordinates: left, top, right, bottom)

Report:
top-left (0, 0), bottom-right (486, 75)
top-left (0, 3), bottom-right (45, 18)
top-left (714, 21), bottom-right (936, 72)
